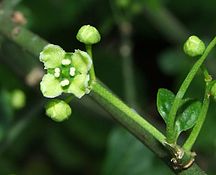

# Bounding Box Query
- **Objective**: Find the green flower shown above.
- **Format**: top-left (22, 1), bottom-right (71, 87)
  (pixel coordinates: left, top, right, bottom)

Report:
top-left (40, 44), bottom-right (92, 98)
top-left (46, 99), bottom-right (72, 122)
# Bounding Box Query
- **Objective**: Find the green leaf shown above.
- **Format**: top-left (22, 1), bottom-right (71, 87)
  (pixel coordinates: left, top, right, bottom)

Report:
top-left (158, 49), bottom-right (189, 76)
top-left (157, 88), bottom-right (175, 123)
top-left (175, 101), bottom-right (202, 137)
top-left (46, 127), bottom-right (86, 170)
top-left (102, 128), bottom-right (172, 175)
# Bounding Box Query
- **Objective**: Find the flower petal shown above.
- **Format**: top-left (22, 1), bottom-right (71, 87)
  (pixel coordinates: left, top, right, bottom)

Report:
top-left (40, 74), bottom-right (63, 98)
top-left (71, 50), bottom-right (92, 74)
top-left (40, 44), bottom-right (65, 69)
top-left (66, 74), bottom-right (90, 98)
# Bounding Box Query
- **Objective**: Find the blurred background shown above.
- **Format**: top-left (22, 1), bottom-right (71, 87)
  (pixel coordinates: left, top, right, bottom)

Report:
top-left (0, 0), bottom-right (216, 174)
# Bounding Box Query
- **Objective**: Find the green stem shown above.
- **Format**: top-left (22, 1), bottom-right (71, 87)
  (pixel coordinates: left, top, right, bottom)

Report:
top-left (166, 36), bottom-right (216, 143)
top-left (0, 18), bottom-right (47, 57)
top-left (0, 100), bottom-right (44, 155)
top-left (109, 0), bottom-right (137, 107)
top-left (143, 3), bottom-right (188, 43)
top-left (1, 0), bottom-right (23, 14)
top-left (183, 83), bottom-right (211, 151)
top-left (86, 44), bottom-right (96, 83)
top-left (65, 95), bottom-right (73, 104)
top-left (201, 66), bottom-right (212, 82)
top-left (90, 81), bottom-right (206, 174)
top-left (91, 80), bottom-right (166, 144)
top-left (119, 21), bottom-right (137, 107)
top-left (86, 44), bottom-right (93, 57)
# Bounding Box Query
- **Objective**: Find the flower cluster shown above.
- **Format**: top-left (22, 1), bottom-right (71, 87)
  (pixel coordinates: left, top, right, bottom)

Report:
top-left (40, 44), bottom-right (92, 99)
top-left (39, 24), bottom-right (101, 122)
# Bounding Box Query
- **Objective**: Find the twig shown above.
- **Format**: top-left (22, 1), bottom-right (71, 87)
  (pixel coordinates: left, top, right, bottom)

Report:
top-left (109, 0), bottom-right (137, 108)
top-left (0, 99), bottom-right (44, 155)
top-left (143, 3), bottom-right (189, 43)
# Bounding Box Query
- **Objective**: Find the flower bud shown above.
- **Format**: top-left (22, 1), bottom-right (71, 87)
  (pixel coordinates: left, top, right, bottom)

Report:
top-left (115, 0), bottom-right (130, 8)
top-left (11, 89), bottom-right (26, 109)
top-left (76, 25), bottom-right (101, 45)
top-left (183, 35), bottom-right (205, 57)
top-left (46, 100), bottom-right (72, 122)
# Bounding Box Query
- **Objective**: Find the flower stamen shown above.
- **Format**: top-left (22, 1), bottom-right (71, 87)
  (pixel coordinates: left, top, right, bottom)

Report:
top-left (70, 67), bottom-right (76, 76)
top-left (61, 59), bottom-right (71, 65)
top-left (60, 79), bottom-right (70, 87)
top-left (54, 67), bottom-right (61, 78)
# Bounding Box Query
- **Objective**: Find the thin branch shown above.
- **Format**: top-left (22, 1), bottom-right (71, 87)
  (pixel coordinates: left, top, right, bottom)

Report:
top-left (0, 0), bottom-right (23, 17)
top-left (0, 100), bottom-right (44, 155)
top-left (143, 3), bottom-right (189, 43)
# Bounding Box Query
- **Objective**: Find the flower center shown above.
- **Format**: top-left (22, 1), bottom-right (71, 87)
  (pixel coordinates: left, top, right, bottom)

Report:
top-left (52, 58), bottom-right (77, 87)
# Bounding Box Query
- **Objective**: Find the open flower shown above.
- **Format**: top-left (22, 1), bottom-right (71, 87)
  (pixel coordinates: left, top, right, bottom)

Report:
top-left (40, 44), bottom-right (92, 98)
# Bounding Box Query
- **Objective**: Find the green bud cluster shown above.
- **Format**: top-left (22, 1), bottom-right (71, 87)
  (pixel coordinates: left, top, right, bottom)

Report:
top-left (40, 45), bottom-right (92, 99)
top-left (40, 25), bottom-right (101, 122)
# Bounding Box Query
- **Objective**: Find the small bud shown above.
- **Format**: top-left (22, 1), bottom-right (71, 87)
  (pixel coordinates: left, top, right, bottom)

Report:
top-left (183, 35), bottom-right (205, 57)
top-left (11, 89), bottom-right (26, 109)
top-left (76, 25), bottom-right (101, 45)
top-left (115, 0), bottom-right (130, 8)
top-left (211, 83), bottom-right (216, 101)
top-left (46, 99), bottom-right (72, 122)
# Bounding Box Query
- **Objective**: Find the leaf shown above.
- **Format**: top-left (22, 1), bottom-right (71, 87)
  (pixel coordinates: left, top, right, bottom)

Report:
top-left (102, 128), bottom-right (172, 175)
top-left (46, 127), bottom-right (85, 170)
top-left (175, 101), bottom-right (202, 137)
top-left (157, 88), bottom-right (175, 123)
top-left (158, 49), bottom-right (189, 76)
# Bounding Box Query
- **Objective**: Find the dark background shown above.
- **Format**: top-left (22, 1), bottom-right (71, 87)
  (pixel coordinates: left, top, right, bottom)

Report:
top-left (0, 0), bottom-right (216, 174)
